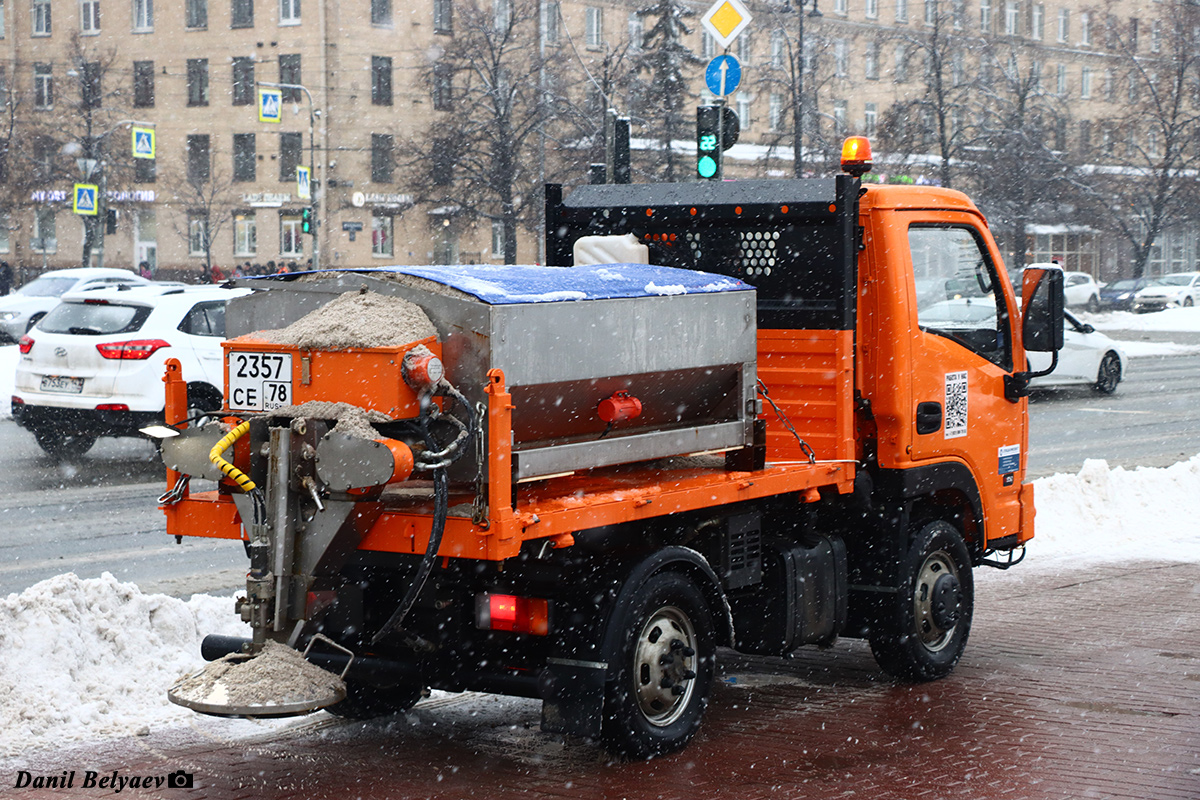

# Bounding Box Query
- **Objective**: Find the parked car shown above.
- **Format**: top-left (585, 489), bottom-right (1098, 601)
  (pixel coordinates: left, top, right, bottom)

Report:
top-left (0, 268), bottom-right (151, 344)
top-left (1132, 272), bottom-right (1200, 313)
top-left (11, 284), bottom-right (251, 458)
top-left (1062, 270), bottom-right (1102, 311)
top-left (1028, 311), bottom-right (1127, 394)
top-left (1099, 277), bottom-right (1159, 312)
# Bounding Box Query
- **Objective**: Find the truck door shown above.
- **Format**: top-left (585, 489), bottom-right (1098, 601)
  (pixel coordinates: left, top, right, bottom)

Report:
top-left (900, 217), bottom-right (1025, 540)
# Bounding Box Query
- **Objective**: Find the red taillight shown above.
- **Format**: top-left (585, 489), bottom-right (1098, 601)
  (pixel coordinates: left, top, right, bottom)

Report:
top-left (96, 403), bottom-right (130, 411)
top-left (476, 593), bottom-right (550, 636)
top-left (96, 339), bottom-right (171, 360)
top-left (11, 396), bottom-right (23, 406)
top-left (18, 336), bottom-right (33, 354)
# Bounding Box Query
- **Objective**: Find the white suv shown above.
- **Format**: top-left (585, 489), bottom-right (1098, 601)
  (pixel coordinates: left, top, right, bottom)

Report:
top-left (12, 284), bottom-right (251, 458)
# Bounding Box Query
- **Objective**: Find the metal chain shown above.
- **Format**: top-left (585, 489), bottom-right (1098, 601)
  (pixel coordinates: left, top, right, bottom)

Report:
top-left (471, 401), bottom-right (490, 528)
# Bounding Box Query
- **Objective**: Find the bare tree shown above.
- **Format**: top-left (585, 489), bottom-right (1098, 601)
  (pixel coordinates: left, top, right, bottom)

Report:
top-left (1079, 3), bottom-right (1200, 278)
top-left (164, 156), bottom-right (238, 279)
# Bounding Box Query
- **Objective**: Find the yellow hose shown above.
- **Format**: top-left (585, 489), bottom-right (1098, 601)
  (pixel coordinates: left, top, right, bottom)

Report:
top-left (209, 420), bottom-right (257, 492)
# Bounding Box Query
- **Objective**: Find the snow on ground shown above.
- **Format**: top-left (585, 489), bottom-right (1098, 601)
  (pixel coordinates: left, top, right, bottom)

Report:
top-left (1080, 305), bottom-right (1200, 333)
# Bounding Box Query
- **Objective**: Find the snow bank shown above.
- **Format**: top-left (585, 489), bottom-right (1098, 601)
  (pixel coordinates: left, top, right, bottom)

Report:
top-left (1029, 456), bottom-right (1200, 563)
top-left (0, 573), bottom-right (254, 759)
top-left (1082, 306), bottom-right (1200, 332)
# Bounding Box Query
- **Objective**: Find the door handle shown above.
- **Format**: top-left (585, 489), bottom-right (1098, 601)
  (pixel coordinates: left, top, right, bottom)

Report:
top-left (916, 401), bottom-right (942, 435)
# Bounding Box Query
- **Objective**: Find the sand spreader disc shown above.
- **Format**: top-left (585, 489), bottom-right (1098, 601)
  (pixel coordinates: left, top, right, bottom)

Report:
top-left (168, 639), bottom-right (349, 718)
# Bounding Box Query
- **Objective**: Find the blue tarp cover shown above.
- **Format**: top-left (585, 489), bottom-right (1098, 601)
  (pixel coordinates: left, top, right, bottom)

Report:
top-left (352, 264), bottom-right (750, 305)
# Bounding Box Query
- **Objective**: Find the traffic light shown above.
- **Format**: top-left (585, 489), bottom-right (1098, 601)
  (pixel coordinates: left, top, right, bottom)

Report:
top-left (697, 106), bottom-right (722, 180)
top-left (301, 207), bottom-right (313, 234)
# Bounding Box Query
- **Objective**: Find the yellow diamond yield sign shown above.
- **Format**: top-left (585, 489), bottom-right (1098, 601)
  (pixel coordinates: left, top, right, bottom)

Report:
top-left (702, 0), bottom-right (752, 49)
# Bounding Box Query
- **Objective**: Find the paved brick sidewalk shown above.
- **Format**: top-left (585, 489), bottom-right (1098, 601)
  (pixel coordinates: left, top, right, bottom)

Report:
top-left (6, 561), bottom-right (1198, 800)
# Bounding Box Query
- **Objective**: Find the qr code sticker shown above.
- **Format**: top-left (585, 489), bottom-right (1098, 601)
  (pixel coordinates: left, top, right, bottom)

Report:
top-left (944, 371), bottom-right (968, 439)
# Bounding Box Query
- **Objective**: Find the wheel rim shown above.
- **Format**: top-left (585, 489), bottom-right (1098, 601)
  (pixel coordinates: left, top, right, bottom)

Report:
top-left (631, 604), bottom-right (698, 728)
top-left (1097, 354), bottom-right (1120, 392)
top-left (912, 552), bottom-right (960, 652)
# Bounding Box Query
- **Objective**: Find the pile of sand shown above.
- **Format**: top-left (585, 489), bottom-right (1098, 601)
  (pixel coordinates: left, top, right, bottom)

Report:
top-left (258, 290), bottom-right (436, 350)
top-left (268, 400), bottom-right (392, 439)
top-left (170, 641), bottom-right (344, 710)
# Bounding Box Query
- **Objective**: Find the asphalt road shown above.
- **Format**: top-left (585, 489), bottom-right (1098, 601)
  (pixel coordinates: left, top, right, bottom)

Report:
top-left (1, 349), bottom-right (1198, 598)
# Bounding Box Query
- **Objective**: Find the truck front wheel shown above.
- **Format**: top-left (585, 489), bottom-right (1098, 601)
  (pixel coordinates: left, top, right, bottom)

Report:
top-left (869, 521), bottom-right (974, 681)
top-left (601, 571), bottom-right (715, 759)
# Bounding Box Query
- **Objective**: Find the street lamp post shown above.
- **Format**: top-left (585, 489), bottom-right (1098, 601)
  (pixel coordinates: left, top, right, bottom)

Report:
top-left (257, 81), bottom-right (321, 271)
top-left (784, 0), bottom-right (822, 178)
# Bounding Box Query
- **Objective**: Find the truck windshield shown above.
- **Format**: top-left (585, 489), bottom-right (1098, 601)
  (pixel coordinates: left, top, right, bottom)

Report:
top-left (910, 225), bottom-right (1011, 370)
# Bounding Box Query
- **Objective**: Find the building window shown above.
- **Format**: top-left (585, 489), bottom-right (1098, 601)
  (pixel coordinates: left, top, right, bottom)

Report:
top-left (770, 29), bottom-right (785, 68)
top-left (133, 0), bottom-right (152, 31)
top-left (1056, 63), bottom-right (1067, 95)
top-left (542, 1), bottom-right (559, 44)
top-left (736, 95), bottom-right (751, 129)
top-left (33, 63), bottom-right (52, 108)
top-left (133, 60), bottom-right (154, 107)
top-left (134, 156), bottom-right (155, 182)
top-left (1080, 11), bottom-right (1091, 45)
top-left (279, 132), bottom-right (302, 181)
top-left (865, 0), bottom-right (878, 18)
top-left (371, 133), bottom-right (394, 183)
top-left (80, 61), bottom-right (101, 109)
top-left (585, 6), bottom-right (602, 47)
top-left (1150, 19), bottom-right (1159, 52)
top-left (371, 56), bottom-right (392, 105)
top-left (432, 138), bottom-right (453, 185)
top-left (280, 213), bottom-right (303, 256)
top-left (232, 0), bottom-right (253, 28)
top-left (279, 0), bottom-right (299, 24)
top-left (186, 0), bottom-right (206, 28)
top-left (1080, 66), bottom-right (1092, 98)
top-left (490, 219), bottom-right (506, 258)
top-left (278, 54), bottom-right (301, 101)
top-left (833, 99), bottom-right (847, 133)
top-left (372, 213), bottom-right (393, 257)
top-left (0, 211), bottom-right (9, 253)
top-left (1056, 8), bottom-right (1067, 42)
top-left (1104, 69), bottom-right (1114, 101)
top-left (493, 0), bottom-right (510, 30)
top-left (702, 31), bottom-right (715, 59)
top-left (952, 0), bottom-right (964, 28)
top-left (894, 44), bottom-right (908, 82)
top-left (735, 31), bottom-right (752, 64)
top-left (32, 0), bottom-right (50, 34)
top-left (864, 102), bottom-right (878, 136)
top-left (1004, 1), bottom-right (1018, 35)
top-left (432, 62), bottom-right (452, 110)
top-left (371, 0), bottom-right (390, 26)
top-left (433, 0), bottom-right (450, 33)
top-left (232, 57), bottom-right (254, 105)
top-left (187, 59), bottom-right (209, 106)
top-left (81, 0), bottom-right (100, 33)
top-left (234, 212), bottom-right (256, 256)
top-left (1030, 3), bottom-right (1043, 39)
top-left (834, 39), bottom-right (848, 77)
top-left (768, 93), bottom-right (783, 131)
top-left (233, 133), bottom-right (256, 181)
top-left (187, 134), bottom-right (210, 183)
top-left (32, 209), bottom-right (56, 253)
top-left (834, 0), bottom-right (847, 15)
top-left (865, 40), bottom-right (879, 79)
top-left (895, 0), bottom-right (907, 23)
top-left (925, 0), bottom-right (936, 25)
top-left (188, 213), bottom-right (208, 256)
top-left (978, 0), bottom-right (990, 31)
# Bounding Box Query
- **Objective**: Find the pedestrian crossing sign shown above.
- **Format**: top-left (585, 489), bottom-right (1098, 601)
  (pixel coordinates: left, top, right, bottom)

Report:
top-left (132, 126), bottom-right (155, 160)
top-left (296, 165), bottom-right (311, 200)
top-left (73, 184), bottom-right (99, 216)
top-left (258, 88), bottom-right (283, 124)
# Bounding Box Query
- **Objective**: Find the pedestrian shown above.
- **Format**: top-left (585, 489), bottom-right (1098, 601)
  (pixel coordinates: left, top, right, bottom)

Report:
top-left (210, 264), bottom-right (224, 283)
top-left (0, 261), bottom-right (12, 296)
top-left (138, 260), bottom-right (152, 280)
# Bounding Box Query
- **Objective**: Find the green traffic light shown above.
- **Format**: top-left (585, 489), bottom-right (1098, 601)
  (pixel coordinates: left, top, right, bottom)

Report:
top-left (697, 155), bottom-right (717, 179)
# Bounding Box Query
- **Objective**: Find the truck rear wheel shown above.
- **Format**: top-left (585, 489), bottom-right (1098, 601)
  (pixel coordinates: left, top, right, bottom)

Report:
top-left (869, 521), bottom-right (973, 681)
top-left (325, 681), bottom-right (425, 720)
top-left (601, 571), bottom-right (715, 759)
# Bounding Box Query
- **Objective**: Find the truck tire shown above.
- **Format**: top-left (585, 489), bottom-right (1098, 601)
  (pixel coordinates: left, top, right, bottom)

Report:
top-left (601, 571), bottom-right (715, 759)
top-left (325, 680), bottom-right (425, 720)
top-left (33, 428), bottom-right (98, 459)
top-left (869, 520), bottom-right (973, 682)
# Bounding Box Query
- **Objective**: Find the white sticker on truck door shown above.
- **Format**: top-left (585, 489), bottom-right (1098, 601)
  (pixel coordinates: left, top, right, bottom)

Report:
top-left (944, 371), bottom-right (968, 439)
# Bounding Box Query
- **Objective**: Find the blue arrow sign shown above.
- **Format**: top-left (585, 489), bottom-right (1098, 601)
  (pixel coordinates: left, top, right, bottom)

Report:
top-left (705, 54), bottom-right (741, 97)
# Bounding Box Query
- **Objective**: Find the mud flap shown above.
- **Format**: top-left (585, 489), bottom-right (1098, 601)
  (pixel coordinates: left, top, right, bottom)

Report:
top-left (538, 657), bottom-right (608, 739)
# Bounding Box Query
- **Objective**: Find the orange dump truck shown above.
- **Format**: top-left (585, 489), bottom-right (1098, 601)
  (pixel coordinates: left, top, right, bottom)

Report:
top-left (157, 146), bottom-right (1063, 757)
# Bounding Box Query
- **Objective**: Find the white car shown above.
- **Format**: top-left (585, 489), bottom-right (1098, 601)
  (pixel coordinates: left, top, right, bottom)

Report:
top-left (0, 267), bottom-right (151, 343)
top-left (1027, 266), bottom-right (1102, 311)
top-left (1029, 311), bottom-right (1126, 394)
top-left (1131, 272), bottom-right (1200, 313)
top-left (11, 284), bottom-right (251, 458)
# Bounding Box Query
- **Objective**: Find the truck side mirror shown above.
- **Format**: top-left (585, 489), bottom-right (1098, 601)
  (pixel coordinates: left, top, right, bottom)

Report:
top-left (1004, 266), bottom-right (1064, 402)
top-left (1020, 266), bottom-right (1064, 352)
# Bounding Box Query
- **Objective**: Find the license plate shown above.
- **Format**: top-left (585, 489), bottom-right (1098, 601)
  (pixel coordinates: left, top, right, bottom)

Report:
top-left (228, 351), bottom-right (293, 411)
top-left (40, 375), bottom-right (85, 394)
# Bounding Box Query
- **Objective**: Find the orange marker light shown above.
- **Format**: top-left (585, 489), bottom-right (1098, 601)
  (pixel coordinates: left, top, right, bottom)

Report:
top-left (476, 593), bottom-right (550, 635)
top-left (840, 136), bottom-right (873, 178)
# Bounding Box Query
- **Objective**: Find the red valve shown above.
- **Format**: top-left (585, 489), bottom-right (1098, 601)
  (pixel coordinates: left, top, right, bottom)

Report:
top-left (598, 391), bottom-right (642, 424)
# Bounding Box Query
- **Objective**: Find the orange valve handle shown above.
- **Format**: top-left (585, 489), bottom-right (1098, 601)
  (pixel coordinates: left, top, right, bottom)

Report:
top-left (209, 420), bottom-right (257, 492)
